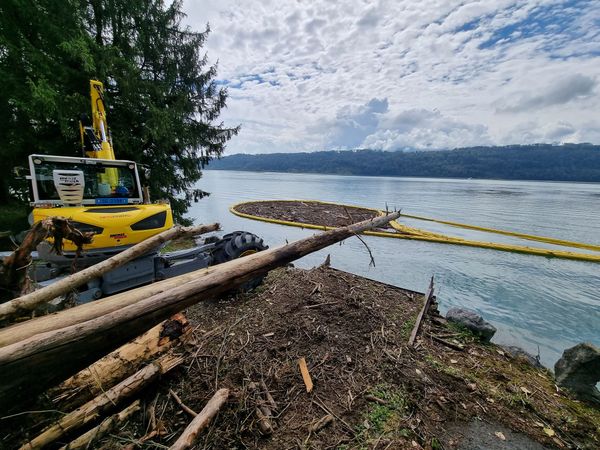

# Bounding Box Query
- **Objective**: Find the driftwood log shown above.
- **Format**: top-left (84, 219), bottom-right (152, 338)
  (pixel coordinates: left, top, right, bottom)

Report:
top-left (50, 313), bottom-right (189, 410)
top-left (0, 267), bottom-right (212, 347)
top-left (0, 217), bottom-right (92, 297)
top-left (19, 353), bottom-right (183, 450)
top-left (0, 223), bottom-right (219, 320)
top-left (59, 399), bottom-right (141, 450)
top-left (169, 388), bottom-right (229, 450)
top-left (0, 212), bottom-right (400, 411)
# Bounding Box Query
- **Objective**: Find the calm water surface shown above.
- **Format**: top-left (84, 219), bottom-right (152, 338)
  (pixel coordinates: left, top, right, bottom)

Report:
top-left (190, 170), bottom-right (600, 368)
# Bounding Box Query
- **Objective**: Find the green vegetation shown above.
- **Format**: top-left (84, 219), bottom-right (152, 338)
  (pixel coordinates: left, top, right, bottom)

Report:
top-left (0, 0), bottom-right (237, 223)
top-left (209, 144), bottom-right (600, 182)
top-left (348, 384), bottom-right (413, 448)
top-left (0, 203), bottom-right (30, 234)
top-left (399, 318), bottom-right (415, 339)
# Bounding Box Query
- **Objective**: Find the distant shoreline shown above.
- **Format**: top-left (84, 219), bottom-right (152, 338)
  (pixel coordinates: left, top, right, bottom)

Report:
top-left (207, 144), bottom-right (600, 183)
top-left (205, 168), bottom-right (600, 185)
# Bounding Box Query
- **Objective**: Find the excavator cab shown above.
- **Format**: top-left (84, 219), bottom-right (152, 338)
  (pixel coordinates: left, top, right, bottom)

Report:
top-left (29, 154), bottom-right (173, 253)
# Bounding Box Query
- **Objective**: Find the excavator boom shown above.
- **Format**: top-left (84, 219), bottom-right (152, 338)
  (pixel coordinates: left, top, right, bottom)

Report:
top-left (80, 80), bottom-right (116, 161)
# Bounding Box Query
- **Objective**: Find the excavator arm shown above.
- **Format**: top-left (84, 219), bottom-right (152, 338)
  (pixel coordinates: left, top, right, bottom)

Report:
top-left (79, 80), bottom-right (116, 161)
top-left (79, 80), bottom-right (118, 188)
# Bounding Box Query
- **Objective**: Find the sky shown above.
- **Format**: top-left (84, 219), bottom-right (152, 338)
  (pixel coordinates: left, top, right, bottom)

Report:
top-left (182, 0), bottom-right (600, 154)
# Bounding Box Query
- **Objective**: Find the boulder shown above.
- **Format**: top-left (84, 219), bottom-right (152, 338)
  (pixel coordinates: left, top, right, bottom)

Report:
top-left (554, 343), bottom-right (600, 405)
top-left (445, 308), bottom-right (496, 342)
top-left (502, 345), bottom-right (543, 369)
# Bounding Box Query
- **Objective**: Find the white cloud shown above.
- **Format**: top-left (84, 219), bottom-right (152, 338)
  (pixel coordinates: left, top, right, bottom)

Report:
top-left (182, 0), bottom-right (600, 153)
top-left (314, 98), bottom-right (389, 149)
top-left (364, 108), bottom-right (492, 150)
top-left (496, 74), bottom-right (597, 112)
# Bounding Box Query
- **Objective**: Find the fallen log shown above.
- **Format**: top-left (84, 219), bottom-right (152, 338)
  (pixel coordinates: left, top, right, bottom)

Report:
top-left (50, 313), bottom-right (189, 410)
top-left (59, 399), bottom-right (141, 450)
top-left (0, 266), bottom-right (212, 347)
top-left (19, 352), bottom-right (182, 450)
top-left (0, 223), bottom-right (219, 321)
top-left (0, 212), bottom-right (400, 411)
top-left (430, 335), bottom-right (465, 351)
top-left (169, 388), bottom-right (229, 450)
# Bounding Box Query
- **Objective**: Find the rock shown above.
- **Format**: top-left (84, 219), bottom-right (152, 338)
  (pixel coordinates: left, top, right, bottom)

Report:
top-left (446, 308), bottom-right (496, 342)
top-left (501, 346), bottom-right (543, 369)
top-left (554, 343), bottom-right (600, 405)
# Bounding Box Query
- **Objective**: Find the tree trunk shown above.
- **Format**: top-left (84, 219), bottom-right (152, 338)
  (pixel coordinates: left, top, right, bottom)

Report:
top-left (0, 223), bottom-right (219, 320)
top-left (19, 353), bottom-right (182, 450)
top-left (50, 313), bottom-right (189, 410)
top-left (169, 388), bottom-right (229, 450)
top-left (0, 212), bottom-right (400, 411)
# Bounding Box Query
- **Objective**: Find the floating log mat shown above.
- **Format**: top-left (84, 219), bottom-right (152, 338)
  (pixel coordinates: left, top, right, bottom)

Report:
top-left (233, 200), bottom-right (391, 228)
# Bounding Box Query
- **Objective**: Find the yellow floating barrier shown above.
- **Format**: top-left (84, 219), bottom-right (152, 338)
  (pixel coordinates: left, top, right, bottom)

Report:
top-left (398, 213), bottom-right (600, 252)
top-left (230, 200), bottom-right (600, 264)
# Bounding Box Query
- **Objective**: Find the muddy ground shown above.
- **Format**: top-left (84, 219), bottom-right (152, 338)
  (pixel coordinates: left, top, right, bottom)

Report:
top-left (4, 265), bottom-right (599, 449)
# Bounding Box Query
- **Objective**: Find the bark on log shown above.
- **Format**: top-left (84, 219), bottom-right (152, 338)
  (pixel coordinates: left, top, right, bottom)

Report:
top-left (0, 223), bottom-right (219, 320)
top-left (0, 218), bottom-right (92, 297)
top-left (0, 267), bottom-right (212, 347)
top-left (59, 399), bottom-right (141, 450)
top-left (50, 313), bottom-right (189, 410)
top-left (169, 388), bottom-right (229, 450)
top-left (0, 212), bottom-right (400, 411)
top-left (19, 353), bottom-right (182, 450)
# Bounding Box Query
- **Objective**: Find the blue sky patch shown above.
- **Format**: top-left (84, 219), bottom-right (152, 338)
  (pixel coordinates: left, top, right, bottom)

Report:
top-left (479, 0), bottom-right (589, 51)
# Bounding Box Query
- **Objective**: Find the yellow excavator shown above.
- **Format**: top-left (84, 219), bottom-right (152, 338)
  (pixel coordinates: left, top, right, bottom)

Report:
top-left (25, 80), bottom-right (266, 303)
top-left (30, 80), bottom-right (174, 252)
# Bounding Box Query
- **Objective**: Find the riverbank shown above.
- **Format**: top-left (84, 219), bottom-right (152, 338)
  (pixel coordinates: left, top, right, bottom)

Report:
top-left (6, 265), bottom-right (597, 449)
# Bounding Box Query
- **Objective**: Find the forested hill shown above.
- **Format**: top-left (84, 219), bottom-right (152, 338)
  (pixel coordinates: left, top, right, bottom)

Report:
top-left (208, 144), bottom-right (600, 182)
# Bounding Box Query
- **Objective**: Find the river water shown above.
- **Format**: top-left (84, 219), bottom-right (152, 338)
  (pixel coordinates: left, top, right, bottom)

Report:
top-left (189, 170), bottom-right (600, 368)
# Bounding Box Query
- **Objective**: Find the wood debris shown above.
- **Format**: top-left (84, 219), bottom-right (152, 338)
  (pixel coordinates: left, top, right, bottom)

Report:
top-left (299, 357), bottom-right (314, 393)
top-left (169, 388), bottom-right (229, 450)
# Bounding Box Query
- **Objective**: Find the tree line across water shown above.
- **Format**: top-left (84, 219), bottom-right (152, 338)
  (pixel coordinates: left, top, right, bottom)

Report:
top-left (208, 144), bottom-right (600, 182)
